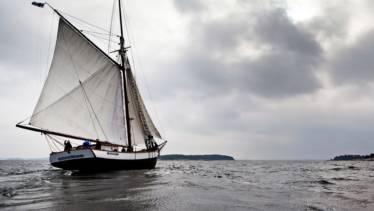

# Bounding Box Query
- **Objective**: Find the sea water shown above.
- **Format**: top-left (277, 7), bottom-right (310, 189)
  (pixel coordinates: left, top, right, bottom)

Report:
top-left (0, 160), bottom-right (373, 210)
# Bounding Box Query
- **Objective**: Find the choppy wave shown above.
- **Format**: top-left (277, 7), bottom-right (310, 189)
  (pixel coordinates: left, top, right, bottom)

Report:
top-left (0, 160), bottom-right (373, 210)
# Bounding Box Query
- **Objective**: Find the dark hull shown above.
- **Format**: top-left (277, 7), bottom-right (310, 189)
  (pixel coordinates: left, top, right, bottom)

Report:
top-left (51, 157), bottom-right (158, 171)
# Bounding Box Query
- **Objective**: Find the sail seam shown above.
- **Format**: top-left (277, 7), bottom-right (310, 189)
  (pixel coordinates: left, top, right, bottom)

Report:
top-left (57, 14), bottom-right (122, 71)
top-left (30, 68), bottom-right (104, 124)
top-left (30, 66), bottom-right (125, 142)
top-left (80, 80), bottom-right (109, 141)
top-left (59, 28), bottom-right (101, 139)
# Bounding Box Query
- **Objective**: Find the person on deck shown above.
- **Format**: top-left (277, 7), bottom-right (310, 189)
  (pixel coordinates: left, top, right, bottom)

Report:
top-left (147, 135), bottom-right (158, 150)
top-left (83, 140), bottom-right (90, 149)
top-left (64, 140), bottom-right (72, 151)
top-left (95, 141), bottom-right (101, 150)
top-left (127, 145), bottom-right (133, 152)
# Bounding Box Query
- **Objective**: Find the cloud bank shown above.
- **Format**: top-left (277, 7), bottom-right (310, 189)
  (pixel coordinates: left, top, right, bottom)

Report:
top-left (1, 0), bottom-right (374, 159)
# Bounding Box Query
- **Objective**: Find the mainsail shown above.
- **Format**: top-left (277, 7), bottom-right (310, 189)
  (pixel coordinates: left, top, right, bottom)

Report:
top-left (29, 17), bottom-right (126, 145)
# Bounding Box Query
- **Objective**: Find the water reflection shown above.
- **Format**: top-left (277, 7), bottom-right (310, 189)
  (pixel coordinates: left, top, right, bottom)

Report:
top-left (48, 169), bottom-right (164, 210)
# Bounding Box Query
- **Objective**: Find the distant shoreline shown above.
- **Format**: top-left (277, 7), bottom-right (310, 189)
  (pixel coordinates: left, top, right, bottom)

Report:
top-left (159, 154), bottom-right (235, 161)
top-left (331, 153), bottom-right (374, 161)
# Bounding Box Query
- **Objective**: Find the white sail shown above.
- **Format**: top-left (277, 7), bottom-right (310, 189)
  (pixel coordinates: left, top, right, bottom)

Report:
top-left (126, 80), bottom-right (146, 146)
top-left (30, 18), bottom-right (127, 145)
top-left (127, 69), bottom-right (161, 139)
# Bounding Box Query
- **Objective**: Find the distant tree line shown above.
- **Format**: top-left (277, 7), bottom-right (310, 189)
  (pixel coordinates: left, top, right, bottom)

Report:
top-left (332, 153), bottom-right (374, 161)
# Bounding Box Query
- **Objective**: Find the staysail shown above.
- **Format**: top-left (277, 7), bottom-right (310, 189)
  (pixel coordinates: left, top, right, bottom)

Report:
top-left (29, 18), bottom-right (127, 145)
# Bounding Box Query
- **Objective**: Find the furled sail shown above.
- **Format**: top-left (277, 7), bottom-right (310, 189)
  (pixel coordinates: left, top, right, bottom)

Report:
top-left (29, 18), bottom-right (127, 145)
top-left (127, 69), bottom-right (161, 139)
top-left (126, 66), bottom-right (162, 148)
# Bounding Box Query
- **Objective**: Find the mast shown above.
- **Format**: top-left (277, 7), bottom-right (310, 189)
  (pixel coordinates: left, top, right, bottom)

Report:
top-left (118, 0), bottom-right (133, 151)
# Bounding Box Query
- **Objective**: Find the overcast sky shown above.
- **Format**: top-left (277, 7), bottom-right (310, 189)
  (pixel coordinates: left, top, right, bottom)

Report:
top-left (1, 0), bottom-right (374, 159)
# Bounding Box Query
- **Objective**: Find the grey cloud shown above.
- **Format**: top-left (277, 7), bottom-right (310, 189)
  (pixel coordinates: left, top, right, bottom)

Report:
top-left (234, 51), bottom-right (321, 98)
top-left (160, 6), bottom-right (323, 99)
top-left (151, 50), bottom-right (229, 100)
top-left (306, 5), bottom-right (350, 41)
top-left (3, 0), bottom-right (374, 159)
top-left (232, 8), bottom-right (323, 98)
top-left (173, 0), bottom-right (205, 13)
top-left (191, 15), bottom-right (249, 51)
top-left (1, 2), bottom-right (38, 62)
top-left (253, 9), bottom-right (322, 57)
top-left (330, 30), bottom-right (374, 85)
top-left (0, 1), bottom-right (50, 98)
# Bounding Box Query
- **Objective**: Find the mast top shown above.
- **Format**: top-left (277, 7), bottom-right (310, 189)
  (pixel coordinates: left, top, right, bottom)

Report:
top-left (118, 0), bottom-right (127, 60)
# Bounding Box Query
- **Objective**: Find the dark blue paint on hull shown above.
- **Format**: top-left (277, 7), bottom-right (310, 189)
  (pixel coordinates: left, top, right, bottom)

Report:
top-left (51, 157), bottom-right (158, 171)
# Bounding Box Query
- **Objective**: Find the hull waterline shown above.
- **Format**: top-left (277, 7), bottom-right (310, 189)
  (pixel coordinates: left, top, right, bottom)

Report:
top-left (50, 149), bottom-right (159, 171)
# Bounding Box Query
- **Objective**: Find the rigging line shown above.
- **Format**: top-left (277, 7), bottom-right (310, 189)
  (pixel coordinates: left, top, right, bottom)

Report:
top-left (36, 4), bottom-right (42, 92)
top-left (84, 32), bottom-right (120, 44)
top-left (124, 73), bottom-right (141, 147)
top-left (54, 12), bottom-right (122, 69)
top-left (47, 135), bottom-right (69, 151)
top-left (121, 1), bottom-right (135, 74)
top-left (131, 51), bottom-right (166, 137)
top-left (44, 27), bottom-right (116, 142)
top-left (108, 0), bottom-right (117, 54)
top-left (136, 52), bottom-right (165, 136)
top-left (121, 2), bottom-right (161, 137)
top-left (131, 71), bottom-right (161, 139)
top-left (45, 12), bottom-right (55, 84)
top-left (28, 65), bottom-right (120, 125)
top-left (128, 71), bottom-right (152, 137)
top-left (28, 23), bottom-right (125, 123)
top-left (80, 85), bottom-right (101, 139)
top-left (52, 141), bottom-right (60, 151)
top-left (128, 77), bottom-right (144, 137)
top-left (127, 74), bottom-right (155, 147)
top-left (58, 27), bottom-right (123, 142)
top-left (121, 3), bottom-right (166, 137)
top-left (47, 134), bottom-right (64, 147)
top-left (50, 135), bottom-right (61, 151)
top-left (45, 136), bottom-right (54, 152)
top-left (23, 12), bottom-right (56, 125)
top-left (80, 30), bottom-right (119, 37)
top-left (23, 24), bottom-right (103, 126)
top-left (85, 32), bottom-right (120, 44)
top-left (80, 80), bottom-right (109, 141)
top-left (60, 11), bottom-right (110, 33)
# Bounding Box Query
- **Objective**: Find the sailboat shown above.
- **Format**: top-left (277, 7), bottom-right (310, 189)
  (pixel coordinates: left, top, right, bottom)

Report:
top-left (16, 1), bottom-right (167, 171)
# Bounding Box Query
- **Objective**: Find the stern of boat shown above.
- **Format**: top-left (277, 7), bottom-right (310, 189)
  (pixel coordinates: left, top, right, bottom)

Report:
top-left (50, 149), bottom-right (95, 170)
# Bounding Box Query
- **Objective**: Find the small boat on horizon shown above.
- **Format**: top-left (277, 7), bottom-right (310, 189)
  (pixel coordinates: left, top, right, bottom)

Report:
top-left (16, 1), bottom-right (167, 171)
